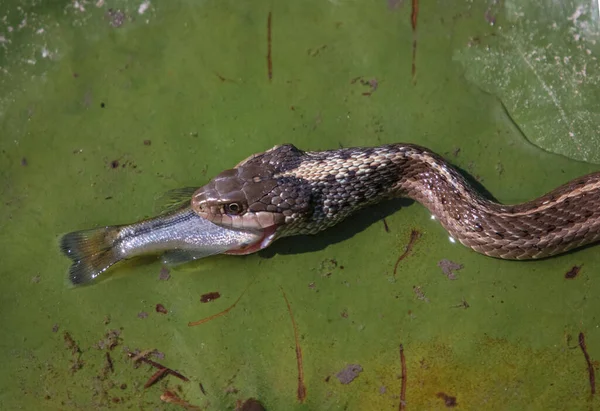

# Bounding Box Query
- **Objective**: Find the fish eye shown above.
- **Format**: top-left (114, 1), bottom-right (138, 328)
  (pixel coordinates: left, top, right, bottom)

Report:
top-left (224, 202), bottom-right (243, 215)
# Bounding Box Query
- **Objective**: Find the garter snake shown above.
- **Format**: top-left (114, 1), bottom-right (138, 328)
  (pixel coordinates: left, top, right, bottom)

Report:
top-left (191, 143), bottom-right (600, 259)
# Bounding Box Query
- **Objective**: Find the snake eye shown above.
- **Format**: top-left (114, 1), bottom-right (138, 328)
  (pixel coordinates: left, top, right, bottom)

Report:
top-left (224, 202), bottom-right (243, 215)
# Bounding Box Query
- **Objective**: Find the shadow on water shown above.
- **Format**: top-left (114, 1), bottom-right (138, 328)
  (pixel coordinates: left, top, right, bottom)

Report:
top-left (259, 198), bottom-right (413, 257)
top-left (259, 163), bottom-right (498, 257)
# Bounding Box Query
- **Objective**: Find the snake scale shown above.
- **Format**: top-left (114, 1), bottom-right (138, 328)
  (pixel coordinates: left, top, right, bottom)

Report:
top-left (191, 143), bottom-right (600, 259)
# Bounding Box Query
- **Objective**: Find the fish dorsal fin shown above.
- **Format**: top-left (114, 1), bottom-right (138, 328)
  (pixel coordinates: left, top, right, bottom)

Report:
top-left (154, 187), bottom-right (198, 214)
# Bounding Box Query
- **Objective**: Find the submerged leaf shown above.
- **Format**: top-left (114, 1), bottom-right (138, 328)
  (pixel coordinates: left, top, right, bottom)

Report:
top-left (454, 0), bottom-right (600, 163)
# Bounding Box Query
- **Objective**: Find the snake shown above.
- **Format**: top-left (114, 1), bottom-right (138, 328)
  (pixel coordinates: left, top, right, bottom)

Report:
top-left (190, 143), bottom-right (600, 260)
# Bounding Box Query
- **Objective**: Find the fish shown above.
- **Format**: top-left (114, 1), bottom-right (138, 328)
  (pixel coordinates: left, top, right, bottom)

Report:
top-left (59, 190), bottom-right (263, 285)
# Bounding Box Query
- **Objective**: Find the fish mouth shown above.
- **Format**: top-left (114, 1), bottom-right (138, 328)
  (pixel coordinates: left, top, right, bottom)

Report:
top-left (224, 226), bottom-right (278, 255)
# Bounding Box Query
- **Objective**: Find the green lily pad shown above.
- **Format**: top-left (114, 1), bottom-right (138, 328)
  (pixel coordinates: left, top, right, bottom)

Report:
top-left (1, 1), bottom-right (599, 410)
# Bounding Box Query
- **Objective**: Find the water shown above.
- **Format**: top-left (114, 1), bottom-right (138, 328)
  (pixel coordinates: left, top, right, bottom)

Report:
top-left (1, 0), bottom-right (599, 409)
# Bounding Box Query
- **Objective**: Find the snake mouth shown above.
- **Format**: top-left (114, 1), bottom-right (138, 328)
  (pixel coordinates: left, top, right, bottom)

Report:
top-left (224, 225), bottom-right (278, 255)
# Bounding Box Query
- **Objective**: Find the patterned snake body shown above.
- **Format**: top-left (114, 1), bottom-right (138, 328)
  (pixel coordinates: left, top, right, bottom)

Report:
top-left (191, 143), bottom-right (600, 259)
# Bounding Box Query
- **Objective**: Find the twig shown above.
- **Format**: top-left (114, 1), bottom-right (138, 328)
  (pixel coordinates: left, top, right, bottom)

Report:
top-left (410, 0), bottom-right (419, 83)
top-left (105, 352), bottom-right (114, 373)
top-left (399, 344), bottom-right (407, 411)
top-left (144, 367), bottom-right (169, 388)
top-left (578, 332), bottom-right (596, 396)
top-left (280, 286), bottom-right (307, 403)
top-left (127, 350), bottom-right (190, 385)
top-left (410, 0), bottom-right (418, 29)
top-left (199, 382), bottom-right (207, 395)
top-left (394, 230), bottom-right (421, 277)
top-left (130, 349), bottom-right (154, 364)
top-left (267, 12), bottom-right (273, 81)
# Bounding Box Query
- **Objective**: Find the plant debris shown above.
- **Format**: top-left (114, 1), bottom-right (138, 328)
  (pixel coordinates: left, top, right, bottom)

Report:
top-left (106, 155), bottom-right (139, 171)
top-left (565, 265), bottom-right (582, 279)
top-left (100, 352), bottom-right (114, 379)
top-left (437, 259), bottom-right (463, 280)
top-left (236, 397), bottom-right (266, 411)
top-left (145, 367), bottom-right (169, 388)
top-left (160, 390), bottom-right (202, 410)
top-left (410, 0), bottom-right (419, 83)
top-left (336, 364), bottom-right (363, 384)
top-left (413, 285), bottom-right (429, 302)
top-left (200, 292), bottom-right (221, 303)
top-left (159, 266), bottom-right (171, 281)
top-left (399, 345), bottom-right (407, 410)
top-left (127, 349), bottom-right (190, 389)
top-left (266, 12), bottom-right (273, 81)
top-left (199, 382), bottom-right (207, 395)
top-left (215, 72), bottom-right (237, 83)
top-left (189, 278), bottom-right (257, 326)
top-left (436, 392), bottom-right (458, 407)
top-left (394, 230), bottom-right (421, 277)
top-left (105, 352), bottom-right (114, 372)
top-left (318, 258), bottom-right (338, 277)
top-left (225, 385), bottom-right (239, 394)
top-left (137, 311), bottom-right (148, 319)
top-left (350, 76), bottom-right (379, 96)
top-left (63, 331), bottom-right (84, 373)
top-left (451, 298), bottom-right (470, 309)
top-left (106, 8), bottom-right (126, 28)
top-left (280, 286), bottom-right (306, 403)
top-left (307, 44), bottom-right (328, 57)
top-left (64, 331), bottom-right (80, 354)
top-left (94, 329), bottom-right (122, 351)
top-left (578, 332), bottom-right (596, 396)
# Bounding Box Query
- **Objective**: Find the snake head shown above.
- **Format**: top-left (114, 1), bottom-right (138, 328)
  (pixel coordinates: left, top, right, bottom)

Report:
top-left (191, 163), bottom-right (311, 254)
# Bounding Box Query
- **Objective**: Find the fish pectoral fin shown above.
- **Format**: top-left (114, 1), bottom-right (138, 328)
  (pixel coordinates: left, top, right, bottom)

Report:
top-left (161, 249), bottom-right (222, 266)
top-left (154, 187), bottom-right (199, 214)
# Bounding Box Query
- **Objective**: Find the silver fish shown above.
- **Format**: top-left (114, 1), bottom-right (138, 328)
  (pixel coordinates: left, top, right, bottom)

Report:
top-left (60, 203), bottom-right (263, 286)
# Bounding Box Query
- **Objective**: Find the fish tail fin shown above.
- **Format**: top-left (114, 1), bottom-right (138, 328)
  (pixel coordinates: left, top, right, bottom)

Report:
top-left (59, 226), bottom-right (122, 286)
